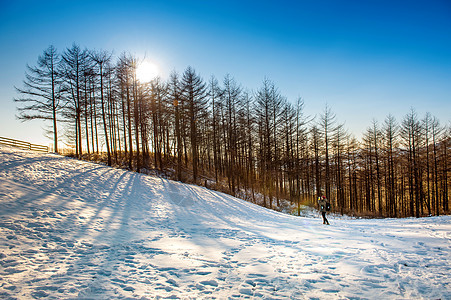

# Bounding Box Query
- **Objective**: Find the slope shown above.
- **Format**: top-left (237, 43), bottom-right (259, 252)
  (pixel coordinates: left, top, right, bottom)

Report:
top-left (0, 147), bottom-right (450, 299)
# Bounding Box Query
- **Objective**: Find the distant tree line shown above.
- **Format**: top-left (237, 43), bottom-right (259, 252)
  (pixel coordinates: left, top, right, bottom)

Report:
top-left (15, 44), bottom-right (450, 217)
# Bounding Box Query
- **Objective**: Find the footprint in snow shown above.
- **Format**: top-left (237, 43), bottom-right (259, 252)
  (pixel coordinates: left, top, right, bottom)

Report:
top-left (239, 288), bottom-right (254, 296)
top-left (199, 280), bottom-right (218, 287)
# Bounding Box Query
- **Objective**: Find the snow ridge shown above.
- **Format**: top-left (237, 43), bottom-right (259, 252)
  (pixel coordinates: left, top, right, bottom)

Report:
top-left (0, 147), bottom-right (450, 299)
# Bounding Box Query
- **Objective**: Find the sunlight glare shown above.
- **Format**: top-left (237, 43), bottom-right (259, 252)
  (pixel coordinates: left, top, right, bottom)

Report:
top-left (136, 60), bottom-right (159, 82)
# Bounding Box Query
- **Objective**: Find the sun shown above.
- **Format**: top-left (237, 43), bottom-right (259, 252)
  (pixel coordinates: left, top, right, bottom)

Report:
top-left (136, 60), bottom-right (159, 82)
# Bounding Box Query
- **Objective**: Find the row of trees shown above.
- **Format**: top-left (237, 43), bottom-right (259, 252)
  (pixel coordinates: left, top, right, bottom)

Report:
top-left (15, 44), bottom-right (450, 218)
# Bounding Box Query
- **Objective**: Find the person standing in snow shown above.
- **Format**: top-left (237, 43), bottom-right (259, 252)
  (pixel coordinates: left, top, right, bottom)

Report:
top-left (317, 195), bottom-right (330, 225)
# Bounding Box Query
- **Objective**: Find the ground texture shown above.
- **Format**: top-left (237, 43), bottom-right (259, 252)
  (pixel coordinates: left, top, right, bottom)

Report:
top-left (0, 147), bottom-right (450, 299)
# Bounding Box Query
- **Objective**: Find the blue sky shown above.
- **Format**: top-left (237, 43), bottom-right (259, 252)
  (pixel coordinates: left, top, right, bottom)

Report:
top-left (1, 0), bottom-right (450, 146)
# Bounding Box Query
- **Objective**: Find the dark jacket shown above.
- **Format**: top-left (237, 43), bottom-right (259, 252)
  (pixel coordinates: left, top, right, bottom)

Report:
top-left (318, 198), bottom-right (329, 213)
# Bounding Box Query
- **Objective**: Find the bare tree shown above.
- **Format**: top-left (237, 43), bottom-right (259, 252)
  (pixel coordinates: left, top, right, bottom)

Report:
top-left (90, 50), bottom-right (113, 166)
top-left (60, 44), bottom-right (92, 158)
top-left (319, 104), bottom-right (337, 201)
top-left (168, 71), bottom-right (183, 180)
top-left (401, 108), bottom-right (423, 217)
top-left (208, 75), bottom-right (222, 183)
top-left (333, 122), bottom-right (347, 214)
top-left (181, 66), bottom-right (207, 182)
top-left (362, 119), bottom-right (383, 215)
top-left (15, 45), bottom-right (62, 152)
top-left (255, 78), bottom-right (282, 208)
top-left (383, 114), bottom-right (399, 217)
top-left (150, 77), bottom-right (168, 170)
top-left (220, 74), bottom-right (242, 194)
top-left (117, 53), bottom-right (135, 169)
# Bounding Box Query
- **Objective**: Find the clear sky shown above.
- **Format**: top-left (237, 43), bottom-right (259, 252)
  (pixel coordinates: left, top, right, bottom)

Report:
top-left (1, 0), bottom-right (450, 146)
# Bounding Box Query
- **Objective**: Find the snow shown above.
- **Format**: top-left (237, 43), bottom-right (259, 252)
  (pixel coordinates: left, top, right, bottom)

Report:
top-left (0, 146), bottom-right (450, 299)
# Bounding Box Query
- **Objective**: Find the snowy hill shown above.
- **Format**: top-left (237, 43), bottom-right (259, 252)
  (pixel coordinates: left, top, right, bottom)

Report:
top-left (0, 147), bottom-right (450, 299)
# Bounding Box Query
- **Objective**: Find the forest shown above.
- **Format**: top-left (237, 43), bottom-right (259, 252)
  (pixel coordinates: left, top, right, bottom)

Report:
top-left (15, 44), bottom-right (450, 218)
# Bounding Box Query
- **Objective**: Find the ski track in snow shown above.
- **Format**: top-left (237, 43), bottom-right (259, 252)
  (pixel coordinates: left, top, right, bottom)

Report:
top-left (0, 147), bottom-right (450, 299)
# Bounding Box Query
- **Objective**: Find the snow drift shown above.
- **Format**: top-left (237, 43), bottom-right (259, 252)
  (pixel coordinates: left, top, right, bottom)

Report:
top-left (0, 147), bottom-right (450, 299)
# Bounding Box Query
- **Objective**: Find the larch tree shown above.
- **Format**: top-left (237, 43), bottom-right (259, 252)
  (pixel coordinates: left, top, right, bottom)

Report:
top-left (422, 112), bottom-right (434, 215)
top-left (383, 114), bottom-right (398, 217)
top-left (255, 79), bottom-right (278, 208)
top-left (220, 74), bottom-right (242, 194)
top-left (401, 108), bottom-right (422, 217)
top-left (310, 125), bottom-right (323, 198)
top-left (332, 122), bottom-right (347, 214)
top-left (90, 50), bottom-right (113, 166)
top-left (15, 45), bottom-right (62, 152)
top-left (208, 75), bottom-right (222, 183)
top-left (117, 53), bottom-right (135, 169)
top-left (319, 104), bottom-right (337, 202)
top-left (181, 66), bottom-right (208, 182)
top-left (168, 71), bottom-right (183, 181)
top-left (362, 119), bottom-right (383, 215)
top-left (150, 77), bottom-right (168, 170)
top-left (60, 44), bottom-right (91, 158)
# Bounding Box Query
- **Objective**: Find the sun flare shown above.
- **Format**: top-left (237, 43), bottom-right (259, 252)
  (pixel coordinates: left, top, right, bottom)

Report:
top-left (136, 60), bottom-right (159, 82)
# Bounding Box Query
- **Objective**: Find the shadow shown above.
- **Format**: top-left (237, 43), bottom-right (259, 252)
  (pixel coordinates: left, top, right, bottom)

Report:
top-left (1, 148), bottom-right (394, 299)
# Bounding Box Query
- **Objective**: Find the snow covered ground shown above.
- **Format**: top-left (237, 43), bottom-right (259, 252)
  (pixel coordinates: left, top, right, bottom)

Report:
top-left (0, 147), bottom-right (450, 299)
